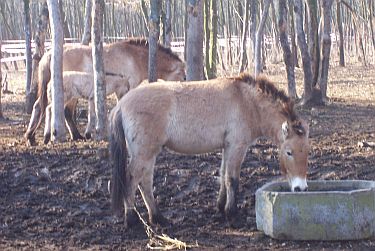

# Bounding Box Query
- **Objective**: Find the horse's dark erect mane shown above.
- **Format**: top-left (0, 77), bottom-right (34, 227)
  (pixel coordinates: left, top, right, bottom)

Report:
top-left (124, 37), bottom-right (182, 62)
top-left (234, 73), bottom-right (306, 136)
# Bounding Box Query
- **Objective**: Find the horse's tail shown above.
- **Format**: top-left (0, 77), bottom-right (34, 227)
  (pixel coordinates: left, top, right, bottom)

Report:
top-left (109, 107), bottom-right (128, 214)
top-left (34, 52), bottom-right (52, 131)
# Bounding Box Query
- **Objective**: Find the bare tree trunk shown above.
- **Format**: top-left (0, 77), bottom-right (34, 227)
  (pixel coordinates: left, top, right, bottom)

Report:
top-left (337, 1), bottom-right (345, 66)
top-left (239, 0), bottom-right (250, 73)
top-left (294, 0), bottom-right (314, 106)
top-left (204, 0), bottom-right (210, 78)
top-left (279, 0), bottom-right (297, 99)
top-left (204, 0), bottom-right (217, 79)
top-left (47, 0), bottom-right (66, 142)
top-left (163, 0), bottom-right (172, 48)
top-left (82, 0), bottom-right (92, 45)
top-left (288, 0), bottom-right (298, 67)
top-left (92, 0), bottom-right (106, 140)
top-left (141, 0), bottom-right (150, 37)
top-left (369, 0), bottom-right (375, 56)
top-left (148, 0), bottom-right (160, 82)
top-left (250, 0), bottom-right (257, 60)
top-left (186, 0), bottom-right (204, 81)
top-left (254, 0), bottom-right (271, 77)
top-left (58, 0), bottom-right (70, 38)
top-left (23, 0), bottom-right (33, 113)
top-left (318, 0), bottom-right (334, 103)
top-left (26, 1), bottom-right (49, 114)
top-left (0, 39), bottom-right (3, 119)
top-left (307, 0), bottom-right (320, 87)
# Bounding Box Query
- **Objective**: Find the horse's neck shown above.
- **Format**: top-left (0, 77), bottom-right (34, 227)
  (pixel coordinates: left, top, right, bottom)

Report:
top-left (256, 103), bottom-right (284, 146)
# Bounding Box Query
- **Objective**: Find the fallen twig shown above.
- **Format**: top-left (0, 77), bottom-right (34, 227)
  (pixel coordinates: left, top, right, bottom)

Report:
top-left (358, 141), bottom-right (375, 148)
top-left (133, 207), bottom-right (199, 250)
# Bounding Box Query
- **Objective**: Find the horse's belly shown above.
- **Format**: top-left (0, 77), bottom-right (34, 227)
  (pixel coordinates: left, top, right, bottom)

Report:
top-left (165, 127), bottom-right (224, 154)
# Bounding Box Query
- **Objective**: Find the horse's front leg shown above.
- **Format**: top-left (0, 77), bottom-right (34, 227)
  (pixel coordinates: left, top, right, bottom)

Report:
top-left (84, 97), bottom-right (95, 139)
top-left (43, 104), bottom-right (52, 144)
top-left (223, 144), bottom-right (247, 220)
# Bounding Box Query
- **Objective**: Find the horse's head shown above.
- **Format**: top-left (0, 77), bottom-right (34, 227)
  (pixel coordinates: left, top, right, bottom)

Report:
top-left (161, 61), bottom-right (186, 82)
top-left (279, 119), bottom-right (310, 192)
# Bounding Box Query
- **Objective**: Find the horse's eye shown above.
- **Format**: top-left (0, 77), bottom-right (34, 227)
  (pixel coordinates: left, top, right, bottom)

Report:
top-left (286, 151), bottom-right (293, 157)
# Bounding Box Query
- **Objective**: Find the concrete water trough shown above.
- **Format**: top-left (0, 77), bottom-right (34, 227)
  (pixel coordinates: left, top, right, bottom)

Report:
top-left (256, 180), bottom-right (375, 240)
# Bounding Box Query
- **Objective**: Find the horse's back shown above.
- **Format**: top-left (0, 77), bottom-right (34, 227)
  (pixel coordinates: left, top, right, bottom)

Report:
top-left (118, 79), bottom-right (249, 154)
top-left (62, 71), bottom-right (93, 100)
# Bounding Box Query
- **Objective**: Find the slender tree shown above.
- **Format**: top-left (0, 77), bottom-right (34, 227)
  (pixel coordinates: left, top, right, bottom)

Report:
top-left (163, 0), bottom-right (172, 48)
top-left (148, 0), bottom-right (160, 82)
top-left (204, 0), bottom-right (217, 78)
top-left (23, 0), bottom-right (33, 113)
top-left (141, 0), bottom-right (150, 37)
top-left (47, 0), bottom-right (66, 142)
top-left (91, 0), bottom-right (106, 140)
top-left (278, 0), bottom-right (297, 99)
top-left (82, 0), bottom-right (92, 45)
top-left (337, 1), bottom-right (345, 66)
top-left (254, 0), bottom-right (271, 77)
top-left (288, 0), bottom-right (298, 67)
top-left (294, 0), bottom-right (314, 105)
top-left (368, 0), bottom-right (375, 55)
top-left (186, 0), bottom-right (204, 81)
top-left (250, 0), bottom-right (257, 59)
top-left (0, 39), bottom-right (3, 119)
top-left (318, 0), bottom-right (334, 103)
top-left (239, 0), bottom-right (250, 73)
top-left (307, 0), bottom-right (320, 87)
top-left (27, 1), bottom-right (49, 114)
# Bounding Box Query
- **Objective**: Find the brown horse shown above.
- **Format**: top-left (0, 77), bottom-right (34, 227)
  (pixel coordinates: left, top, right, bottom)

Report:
top-left (25, 38), bottom-right (185, 145)
top-left (43, 71), bottom-right (129, 144)
top-left (109, 73), bottom-right (310, 228)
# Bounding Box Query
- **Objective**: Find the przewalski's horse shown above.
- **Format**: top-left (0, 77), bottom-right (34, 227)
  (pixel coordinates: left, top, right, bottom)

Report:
top-left (43, 71), bottom-right (129, 144)
top-left (109, 73), bottom-right (310, 228)
top-left (25, 38), bottom-right (185, 145)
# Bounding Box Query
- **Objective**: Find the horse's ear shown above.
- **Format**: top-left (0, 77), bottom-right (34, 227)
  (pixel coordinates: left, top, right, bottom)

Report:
top-left (281, 121), bottom-right (289, 141)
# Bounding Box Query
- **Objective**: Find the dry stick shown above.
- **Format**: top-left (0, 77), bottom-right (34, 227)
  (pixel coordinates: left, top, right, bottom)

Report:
top-left (133, 207), bottom-right (199, 250)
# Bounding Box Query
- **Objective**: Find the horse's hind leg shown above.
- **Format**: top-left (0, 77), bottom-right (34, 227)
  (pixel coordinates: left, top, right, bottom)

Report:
top-left (43, 104), bottom-right (52, 144)
top-left (122, 157), bottom-right (146, 228)
top-left (84, 98), bottom-right (95, 139)
top-left (24, 97), bottom-right (42, 146)
top-left (217, 149), bottom-right (227, 214)
top-left (64, 98), bottom-right (84, 140)
top-left (139, 161), bottom-right (168, 226)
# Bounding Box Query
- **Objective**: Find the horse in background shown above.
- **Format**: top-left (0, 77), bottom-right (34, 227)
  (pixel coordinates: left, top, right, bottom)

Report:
top-left (43, 71), bottom-right (129, 144)
top-left (108, 73), bottom-right (310, 228)
top-left (25, 38), bottom-right (185, 145)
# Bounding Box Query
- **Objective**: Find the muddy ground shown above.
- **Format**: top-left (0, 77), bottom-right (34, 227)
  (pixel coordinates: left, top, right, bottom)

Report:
top-left (0, 64), bottom-right (375, 250)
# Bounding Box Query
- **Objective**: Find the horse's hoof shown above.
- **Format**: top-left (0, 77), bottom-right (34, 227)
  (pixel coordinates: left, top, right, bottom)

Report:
top-left (85, 132), bottom-right (92, 140)
top-left (225, 205), bottom-right (239, 221)
top-left (227, 216), bottom-right (244, 229)
top-left (151, 213), bottom-right (170, 227)
top-left (72, 134), bottom-right (85, 141)
top-left (125, 209), bottom-right (143, 229)
top-left (217, 200), bottom-right (226, 215)
top-left (26, 135), bottom-right (37, 146)
top-left (43, 133), bottom-right (51, 144)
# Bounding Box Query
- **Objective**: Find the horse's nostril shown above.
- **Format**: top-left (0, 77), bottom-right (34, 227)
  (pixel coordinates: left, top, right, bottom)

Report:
top-left (294, 186), bottom-right (301, 192)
